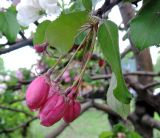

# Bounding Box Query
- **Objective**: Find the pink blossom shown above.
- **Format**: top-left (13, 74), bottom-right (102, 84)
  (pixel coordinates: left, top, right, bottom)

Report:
top-left (39, 94), bottom-right (68, 127)
top-left (74, 75), bottom-right (79, 81)
top-left (26, 75), bottom-right (50, 110)
top-left (12, 0), bottom-right (21, 5)
top-left (62, 71), bottom-right (70, 78)
top-left (63, 100), bottom-right (81, 123)
top-left (64, 77), bottom-right (71, 83)
top-left (34, 43), bottom-right (47, 53)
top-left (15, 70), bottom-right (24, 81)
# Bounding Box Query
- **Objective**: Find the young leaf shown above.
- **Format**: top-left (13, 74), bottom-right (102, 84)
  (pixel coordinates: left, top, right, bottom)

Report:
top-left (99, 131), bottom-right (113, 138)
top-left (0, 7), bottom-right (20, 42)
top-left (107, 73), bottom-right (130, 117)
top-left (98, 20), bottom-right (132, 104)
top-left (82, 0), bottom-right (92, 11)
top-left (127, 131), bottom-right (142, 138)
top-left (33, 20), bottom-right (51, 45)
top-left (46, 11), bottom-right (89, 54)
top-left (130, 0), bottom-right (160, 50)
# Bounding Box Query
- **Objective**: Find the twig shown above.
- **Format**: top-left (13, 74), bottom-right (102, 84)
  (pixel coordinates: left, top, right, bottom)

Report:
top-left (142, 115), bottom-right (160, 130)
top-left (91, 71), bottom-right (160, 80)
top-left (143, 81), bottom-right (160, 90)
top-left (92, 101), bottom-right (124, 121)
top-left (0, 105), bottom-right (33, 117)
top-left (95, 0), bottom-right (122, 17)
top-left (19, 31), bottom-right (27, 40)
top-left (120, 46), bottom-right (132, 58)
top-left (126, 77), bottom-right (160, 114)
top-left (9, 98), bottom-right (25, 104)
top-left (0, 39), bottom-right (32, 55)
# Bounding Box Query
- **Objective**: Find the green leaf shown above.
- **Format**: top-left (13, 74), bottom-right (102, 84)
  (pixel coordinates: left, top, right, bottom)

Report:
top-left (107, 73), bottom-right (130, 117)
top-left (74, 31), bottom-right (87, 45)
top-left (113, 123), bottom-right (127, 133)
top-left (98, 20), bottom-right (132, 104)
top-left (0, 7), bottom-right (20, 42)
top-left (33, 20), bottom-right (51, 45)
top-left (99, 131), bottom-right (113, 138)
top-left (46, 11), bottom-right (89, 53)
top-left (143, 0), bottom-right (151, 5)
top-left (130, 0), bottom-right (160, 50)
top-left (82, 0), bottom-right (92, 11)
top-left (127, 132), bottom-right (142, 138)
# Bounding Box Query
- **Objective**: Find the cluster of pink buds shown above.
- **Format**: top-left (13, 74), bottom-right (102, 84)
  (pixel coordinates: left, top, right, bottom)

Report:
top-left (26, 75), bottom-right (81, 127)
top-left (27, 25), bottom-right (97, 127)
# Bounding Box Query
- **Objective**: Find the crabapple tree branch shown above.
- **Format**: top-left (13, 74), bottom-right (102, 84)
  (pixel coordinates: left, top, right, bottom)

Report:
top-left (0, 39), bottom-right (33, 55)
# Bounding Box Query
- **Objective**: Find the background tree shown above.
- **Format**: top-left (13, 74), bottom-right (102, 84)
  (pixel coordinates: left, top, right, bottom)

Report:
top-left (0, 0), bottom-right (160, 138)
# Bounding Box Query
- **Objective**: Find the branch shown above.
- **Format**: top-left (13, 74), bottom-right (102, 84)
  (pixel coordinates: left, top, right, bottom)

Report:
top-left (0, 39), bottom-right (33, 55)
top-left (126, 77), bottom-right (160, 114)
top-left (19, 31), bottom-right (27, 40)
top-left (7, 80), bottom-right (31, 91)
top-left (0, 105), bottom-right (33, 117)
top-left (0, 117), bottom-right (37, 134)
top-left (143, 81), bottom-right (160, 90)
top-left (9, 97), bottom-right (25, 104)
top-left (46, 101), bottom-right (93, 138)
top-left (128, 113), bottom-right (160, 130)
top-left (95, 0), bottom-right (122, 17)
top-left (92, 101), bottom-right (124, 121)
top-left (82, 89), bottom-right (107, 100)
top-left (142, 115), bottom-right (160, 130)
top-left (120, 46), bottom-right (132, 58)
top-left (91, 71), bottom-right (160, 80)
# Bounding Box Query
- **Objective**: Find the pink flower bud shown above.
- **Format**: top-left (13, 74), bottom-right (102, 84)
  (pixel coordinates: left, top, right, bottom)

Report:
top-left (26, 76), bottom-right (50, 110)
top-left (63, 100), bottom-right (81, 123)
top-left (34, 43), bottom-right (47, 53)
top-left (64, 77), bottom-right (71, 83)
top-left (39, 94), bottom-right (67, 127)
top-left (62, 71), bottom-right (70, 78)
top-left (74, 75), bottom-right (79, 81)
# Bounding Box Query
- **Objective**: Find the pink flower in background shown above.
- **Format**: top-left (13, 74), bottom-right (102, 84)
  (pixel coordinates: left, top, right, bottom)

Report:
top-left (62, 71), bottom-right (71, 83)
top-left (0, 84), bottom-right (7, 94)
top-left (62, 71), bottom-right (70, 78)
top-left (12, 0), bottom-right (21, 5)
top-left (15, 70), bottom-right (24, 81)
top-left (26, 75), bottom-right (50, 110)
top-left (64, 77), bottom-right (71, 83)
top-left (74, 75), bottom-right (79, 81)
top-left (36, 60), bottom-right (47, 73)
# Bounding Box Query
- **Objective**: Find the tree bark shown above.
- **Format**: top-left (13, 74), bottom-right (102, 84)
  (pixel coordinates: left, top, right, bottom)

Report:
top-left (119, 3), bottom-right (154, 138)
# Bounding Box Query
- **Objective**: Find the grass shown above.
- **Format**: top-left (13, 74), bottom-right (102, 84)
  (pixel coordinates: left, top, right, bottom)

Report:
top-left (29, 108), bottom-right (110, 138)
top-left (27, 101), bottom-right (160, 138)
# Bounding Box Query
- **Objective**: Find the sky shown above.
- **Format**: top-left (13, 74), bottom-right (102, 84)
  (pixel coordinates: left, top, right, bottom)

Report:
top-left (0, 0), bottom-right (159, 71)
